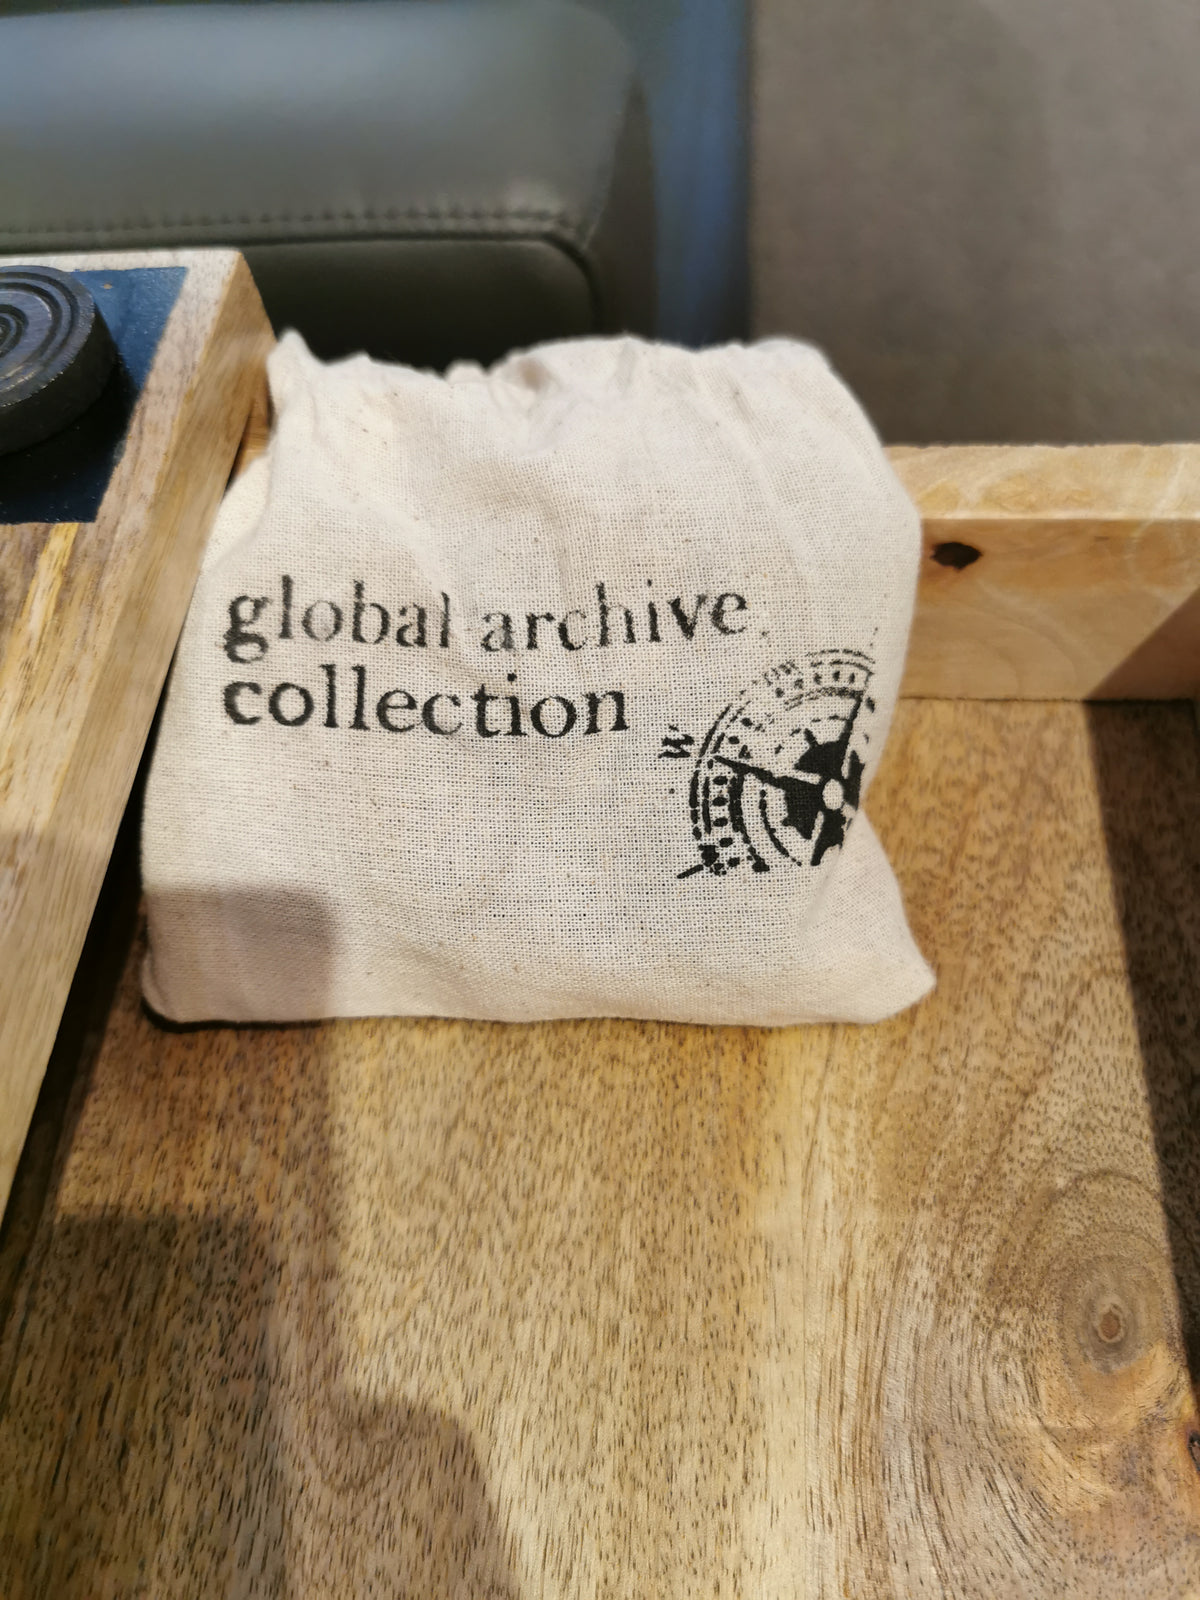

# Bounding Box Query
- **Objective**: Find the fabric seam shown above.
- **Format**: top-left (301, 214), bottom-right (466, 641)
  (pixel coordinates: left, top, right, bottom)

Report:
top-left (0, 206), bottom-right (587, 239)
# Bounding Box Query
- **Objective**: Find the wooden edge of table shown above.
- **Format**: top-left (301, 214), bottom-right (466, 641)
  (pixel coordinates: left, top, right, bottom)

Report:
top-left (0, 250), bottom-right (273, 1212)
top-left (890, 443), bottom-right (1200, 698)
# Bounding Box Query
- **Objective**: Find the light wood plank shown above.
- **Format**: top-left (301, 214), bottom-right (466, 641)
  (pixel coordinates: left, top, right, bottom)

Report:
top-left (890, 443), bottom-right (1200, 698)
top-left (0, 250), bottom-right (273, 1217)
top-left (1, 700), bottom-right (1197, 1595)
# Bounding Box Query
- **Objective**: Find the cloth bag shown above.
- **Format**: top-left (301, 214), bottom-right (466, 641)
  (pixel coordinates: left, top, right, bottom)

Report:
top-left (142, 333), bottom-right (934, 1025)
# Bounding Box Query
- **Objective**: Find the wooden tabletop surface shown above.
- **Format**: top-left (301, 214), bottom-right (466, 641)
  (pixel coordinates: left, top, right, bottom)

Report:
top-left (1, 696), bottom-right (1197, 1597)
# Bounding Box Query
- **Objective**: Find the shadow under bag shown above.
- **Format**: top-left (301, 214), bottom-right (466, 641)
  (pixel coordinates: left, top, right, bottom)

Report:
top-left (142, 333), bottom-right (934, 1024)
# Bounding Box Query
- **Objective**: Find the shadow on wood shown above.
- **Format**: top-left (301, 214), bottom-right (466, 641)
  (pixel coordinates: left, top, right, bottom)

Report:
top-left (0, 792), bottom-right (140, 1331)
top-left (1087, 704), bottom-right (1200, 1387)
top-left (0, 887), bottom-right (523, 1599)
top-left (1089, 592), bottom-right (1200, 700)
top-left (0, 1205), bottom-right (519, 1599)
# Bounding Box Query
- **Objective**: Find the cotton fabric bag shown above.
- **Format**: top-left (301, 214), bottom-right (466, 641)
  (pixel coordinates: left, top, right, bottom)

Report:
top-left (142, 332), bottom-right (934, 1025)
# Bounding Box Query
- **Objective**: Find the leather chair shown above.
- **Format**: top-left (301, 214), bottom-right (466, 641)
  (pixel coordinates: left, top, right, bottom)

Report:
top-left (0, 1), bottom-right (655, 367)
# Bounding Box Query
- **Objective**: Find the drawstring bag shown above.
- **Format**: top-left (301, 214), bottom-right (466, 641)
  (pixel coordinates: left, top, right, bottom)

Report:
top-left (142, 333), bottom-right (934, 1025)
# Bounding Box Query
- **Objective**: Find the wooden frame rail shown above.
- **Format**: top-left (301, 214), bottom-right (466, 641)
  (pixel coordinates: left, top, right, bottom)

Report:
top-left (0, 250), bottom-right (272, 1218)
top-left (892, 443), bottom-right (1200, 698)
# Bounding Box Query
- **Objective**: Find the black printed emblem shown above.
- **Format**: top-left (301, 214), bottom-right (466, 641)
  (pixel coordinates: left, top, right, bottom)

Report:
top-left (661, 650), bottom-right (876, 878)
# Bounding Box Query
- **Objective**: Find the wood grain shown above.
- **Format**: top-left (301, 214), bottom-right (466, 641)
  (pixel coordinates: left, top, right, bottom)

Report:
top-left (1, 700), bottom-right (1197, 1596)
top-left (890, 443), bottom-right (1200, 698)
top-left (0, 250), bottom-right (273, 1220)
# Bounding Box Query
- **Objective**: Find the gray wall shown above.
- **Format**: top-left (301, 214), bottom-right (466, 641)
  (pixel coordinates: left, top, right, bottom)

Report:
top-left (753, 0), bottom-right (1200, 442)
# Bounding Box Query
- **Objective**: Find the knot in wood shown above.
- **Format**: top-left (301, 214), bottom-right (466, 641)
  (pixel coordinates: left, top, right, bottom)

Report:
top-left (1077, 1278), bottom-right (1145, 1375)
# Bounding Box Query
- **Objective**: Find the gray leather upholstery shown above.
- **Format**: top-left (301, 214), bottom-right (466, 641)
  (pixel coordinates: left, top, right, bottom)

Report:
top-left (0, 2), bottom-right (654, 366)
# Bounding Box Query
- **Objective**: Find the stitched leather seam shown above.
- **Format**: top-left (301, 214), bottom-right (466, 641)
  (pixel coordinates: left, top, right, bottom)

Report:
top-left (0, 206), bottom-right (588, 238)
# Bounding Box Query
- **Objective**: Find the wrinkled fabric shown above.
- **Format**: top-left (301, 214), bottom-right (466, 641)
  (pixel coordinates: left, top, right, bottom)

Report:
top-left (143, 333), bottom-right (933, 1024)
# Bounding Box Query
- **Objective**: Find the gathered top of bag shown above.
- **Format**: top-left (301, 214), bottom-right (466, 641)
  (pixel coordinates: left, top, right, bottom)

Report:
top-left (142, 332), bottom-right (934, 1026)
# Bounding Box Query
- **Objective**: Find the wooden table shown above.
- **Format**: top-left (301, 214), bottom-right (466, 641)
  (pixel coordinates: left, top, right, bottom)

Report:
top-left (1, 348), bottom-right (1199, 1593)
